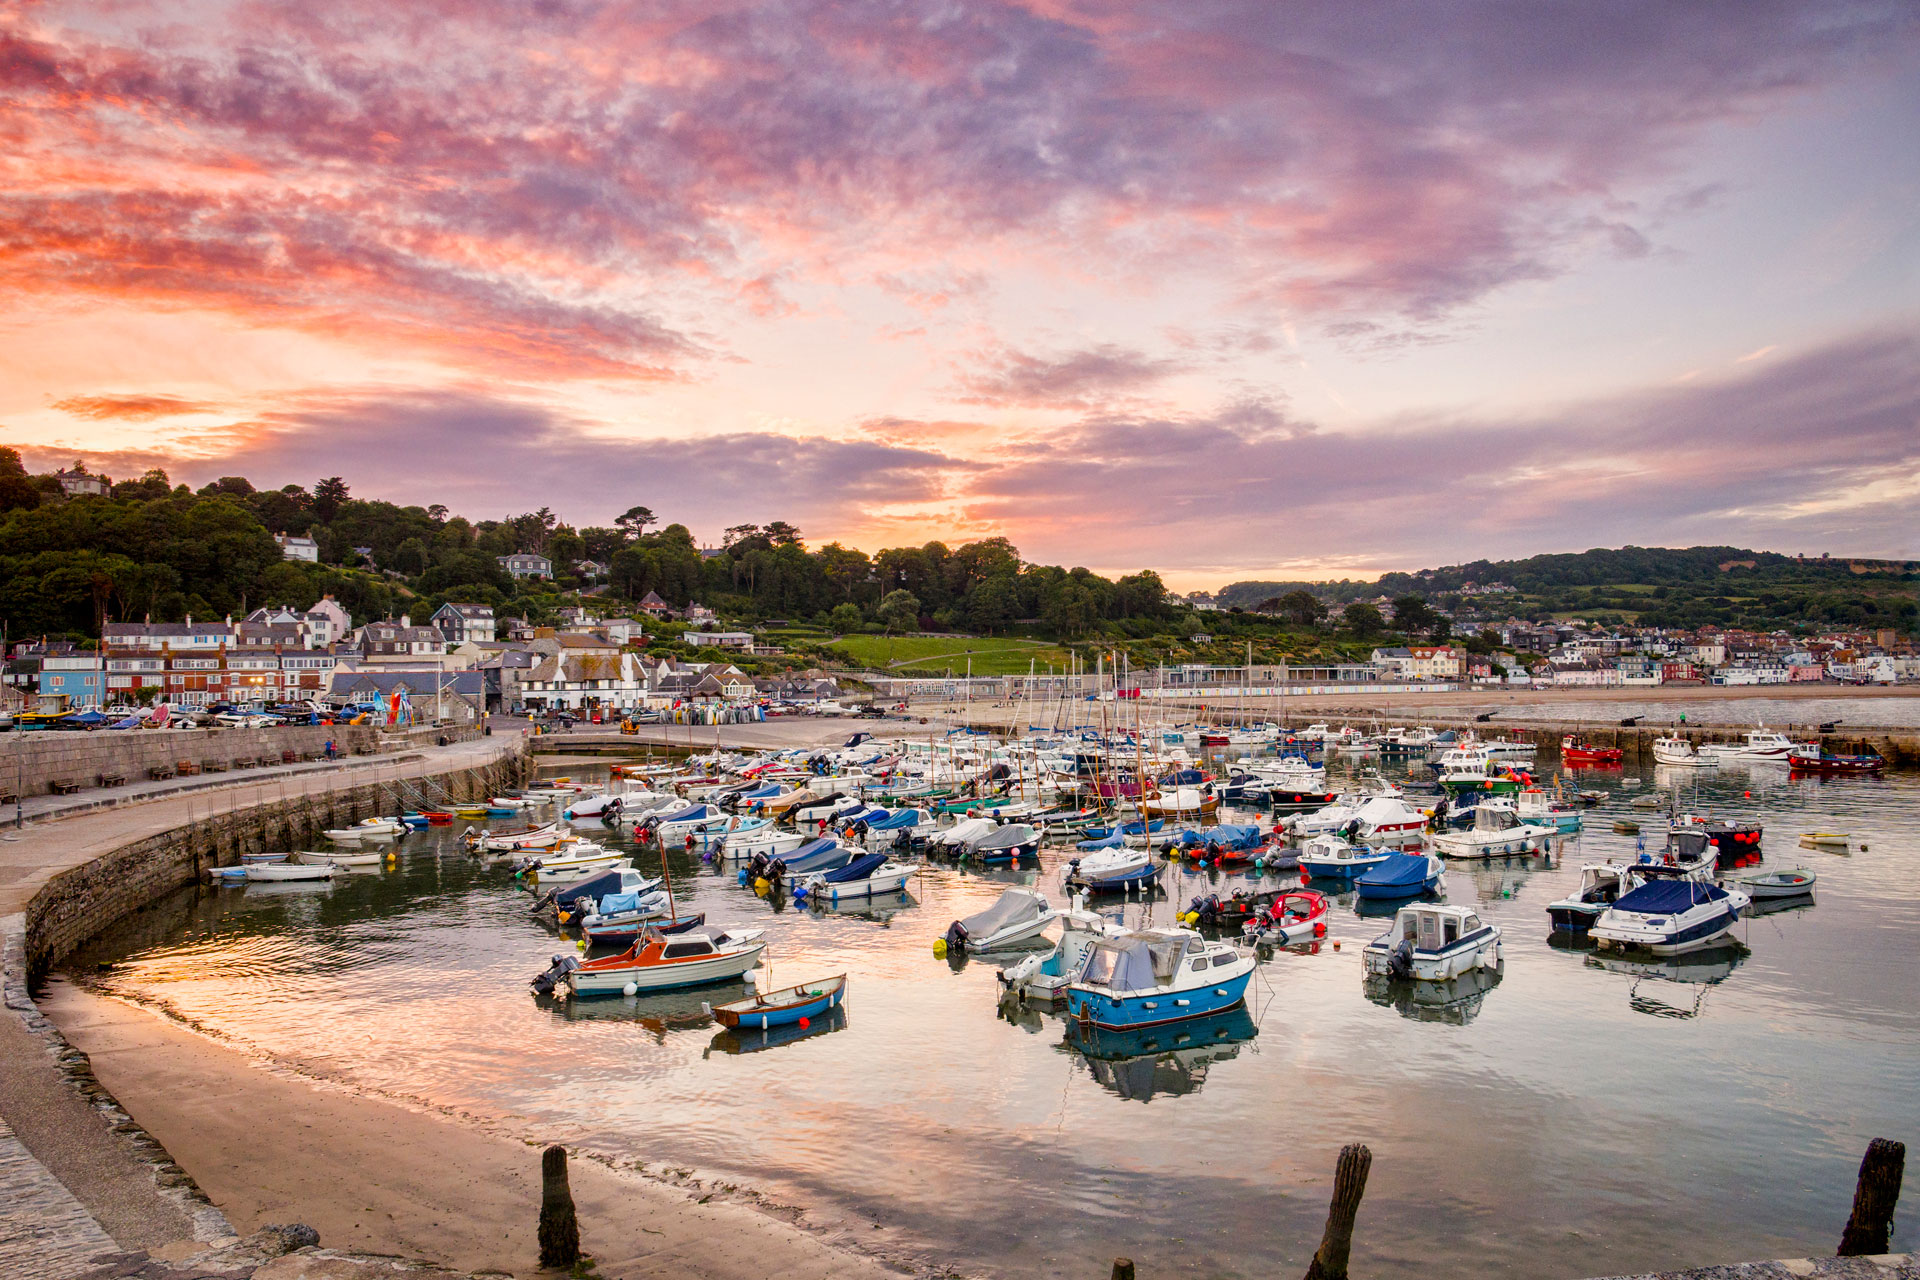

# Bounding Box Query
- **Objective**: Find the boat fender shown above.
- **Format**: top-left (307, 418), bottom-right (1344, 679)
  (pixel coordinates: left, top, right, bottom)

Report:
top-left (622, 982), bottom-right (638, 997)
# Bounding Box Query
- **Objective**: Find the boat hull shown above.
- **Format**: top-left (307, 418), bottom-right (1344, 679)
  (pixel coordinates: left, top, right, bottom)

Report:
top-left (568, 943), bottom-right (765, 996)
top-left (1064, 968), bottom-right (1252, 1030)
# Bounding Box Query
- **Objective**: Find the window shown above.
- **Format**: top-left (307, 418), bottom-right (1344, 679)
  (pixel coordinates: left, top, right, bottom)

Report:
top-left (1213, 954), bottom-right (1238, 968)
top-left (1190, 959), bottom-right (1208, 973)
top-left (1444, 918), bottom-right (1459, 946)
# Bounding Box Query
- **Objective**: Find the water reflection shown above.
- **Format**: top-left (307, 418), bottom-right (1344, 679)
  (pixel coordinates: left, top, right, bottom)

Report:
top-left (1062, 1006), bottom-right (1259, 1103)
top-left (60, 749), bottom-right (1920, 1278)
top-left (1362, 967), bottom-right (1502, 1025)
top-left (707, 1005), bottom-right (850, 1056)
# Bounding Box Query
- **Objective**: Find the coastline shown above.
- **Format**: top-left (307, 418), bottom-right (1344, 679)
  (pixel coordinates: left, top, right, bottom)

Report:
top-left (42, 977), bottom-right (913, 1280)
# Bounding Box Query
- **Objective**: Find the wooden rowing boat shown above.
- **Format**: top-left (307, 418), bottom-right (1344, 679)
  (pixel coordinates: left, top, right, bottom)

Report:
top-left (705, 974), bottom-right (847, 1030)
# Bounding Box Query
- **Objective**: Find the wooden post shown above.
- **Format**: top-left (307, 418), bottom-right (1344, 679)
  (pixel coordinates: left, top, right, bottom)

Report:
top-left (1837, 1137), bottom-right (1904, 1257)
top-left (538, 1143), bottom-right (580, 1268)
top-left (1303, 1144), bottom-right (1372, 1280)
top-left (1110, 1260), bottom-right (1135, 1280)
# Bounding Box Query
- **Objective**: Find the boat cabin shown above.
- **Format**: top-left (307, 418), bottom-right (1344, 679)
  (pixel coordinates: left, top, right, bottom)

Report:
top-left (1076, 931), bottom-right (1240, 993)
top-left (1379, 905), bottom-right (1488, 955)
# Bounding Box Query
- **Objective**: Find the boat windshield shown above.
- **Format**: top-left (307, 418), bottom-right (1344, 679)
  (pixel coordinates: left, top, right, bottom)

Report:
top-left (1080, 932), bottom-right (1190, 991)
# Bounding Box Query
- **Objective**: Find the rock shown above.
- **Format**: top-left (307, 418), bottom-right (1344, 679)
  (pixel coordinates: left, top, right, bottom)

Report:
top-left (250, 1252), bottom-right (471, 1280)
top-left (262, 1224), bottom-right (323, 1254)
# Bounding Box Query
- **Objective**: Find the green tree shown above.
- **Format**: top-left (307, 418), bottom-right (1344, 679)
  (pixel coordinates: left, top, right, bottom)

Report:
top-left (1391, 595), bottom-right (1437, 635)
top-left (875, 589), bottom-right (920, 635)
top-left (312, 476), bottom-right (350, 522)
top-left (1267, 589), bottom-right (1328, 626)
top-left (615, 505), bottom-right (656, 538)
top-left (1343, 601), bottom-right (1385, 638)
top-left (828, 602), bottom-right (864, 633)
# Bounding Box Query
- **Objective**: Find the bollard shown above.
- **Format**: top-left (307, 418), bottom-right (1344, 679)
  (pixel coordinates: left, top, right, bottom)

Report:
top-left (1110, 1260), bottom-right (1135, 1280)
top-left (1303, 1143), bottom-right (1372, 1280)
top-left (538, 1143), bottom-right (580, 1268)
top-left (1837, 1137), bottom-right (1904, 1257)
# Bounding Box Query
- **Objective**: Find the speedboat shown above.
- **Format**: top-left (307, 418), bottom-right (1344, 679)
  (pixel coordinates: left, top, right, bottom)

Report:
top-left (1430, 805), bottom-right (1557, 859)
top-left (1590, 879), bottom-right (1748, 954)
top-left (1547, 863), bottom-right (1642, 931)
top-left (564, 928), bottom-right (767, 997)
top-left (1064, 930), bottom-right (1255, 1030)
top-left (943, 888), bottom-right (1059, 953)
top-left (794, 853), bottom-right (914, 902)
top-left (1242, 889), bottom-right (1330, 945)
top-left (1363, 904), bottom-right (1502, 980)
top-left (648, 803), bottom-right (729, 843)
top-left (720, 825), bottom-right (811, 860)
top-left (1354, 851), bottom-right (1445, 899)
top-left (1065, 845), bottom-right (1158, 892)
top-left (1297, 836), bottom-right (1391, 879)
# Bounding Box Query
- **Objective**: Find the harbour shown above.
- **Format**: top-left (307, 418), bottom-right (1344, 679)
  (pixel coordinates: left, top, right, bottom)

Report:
top-left (38, 719), bottom-right (1917, 1279)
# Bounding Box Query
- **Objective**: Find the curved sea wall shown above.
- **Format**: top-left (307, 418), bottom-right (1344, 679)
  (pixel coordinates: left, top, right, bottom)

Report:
top-left (21, 738), bottom-right (533, 982)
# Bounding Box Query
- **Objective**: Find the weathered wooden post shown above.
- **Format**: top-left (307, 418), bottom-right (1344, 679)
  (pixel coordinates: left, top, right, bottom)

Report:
top-left (1303, 1143), bottom-right (1372, 1280)
top-left (1110, 1259), bottom-right (1135, 1280)
top-left (1837, 1137), bottom-right (1904, 1256)
top-left (539, 1143), bottom-right (580, 1268)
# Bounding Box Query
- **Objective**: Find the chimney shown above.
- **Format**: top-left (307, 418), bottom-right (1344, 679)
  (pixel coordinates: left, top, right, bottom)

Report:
top-left (400, 614), bottom-right (411, 629)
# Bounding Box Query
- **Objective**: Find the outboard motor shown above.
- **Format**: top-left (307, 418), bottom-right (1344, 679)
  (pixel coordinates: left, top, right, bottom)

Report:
top-left (1388, 937), bottom-right (1416, 980)
top-left (1188, 893), bottom-right (1221, 927)
top-left (528, 888), bottom-right (559, 915)
top-left (944, 920), bottom-right (970, 953)
top-left (766, 857), bottom-right (787, 890)
top-left (530, 954), bottom-right (579, 996)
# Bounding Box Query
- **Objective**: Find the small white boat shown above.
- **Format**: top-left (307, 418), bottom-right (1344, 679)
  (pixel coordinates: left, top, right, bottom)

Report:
top-left (1363, 904), bottom-right (1502, 980)
top-left (1297, 835), bottom-right (1391, 879)
top-left (1732, 867), bottom-right (1816, 899)
top-left (1652, 736), bottom-right (1707, 766)
top-left (1431, 805), bottom-right (1558, 859)
top-left (566, 929), bottom-right (767, 997)
top-left (796, 854), bottom-right (914, 903)
top-left (471, 822), bottom-right (566, 852)
top-left (1798, 832), bottom-right (1850, 848)
top-left (943, 888), bottom-right (1059, 953)
top-left (244, 861), bottom-right (336, 882)
top-left (293, 849), bottom-right (390, 867)
top-left (720, 826), bottom-right (812, 860)
top-left (324, 817), bottom-right (402, 842)
top-left (1000, 895), bottom-right (1124, 1005)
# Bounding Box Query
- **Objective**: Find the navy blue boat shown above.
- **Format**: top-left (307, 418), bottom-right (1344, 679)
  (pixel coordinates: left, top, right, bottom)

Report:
top-left (1355, 851), bottom-right (1444, 899)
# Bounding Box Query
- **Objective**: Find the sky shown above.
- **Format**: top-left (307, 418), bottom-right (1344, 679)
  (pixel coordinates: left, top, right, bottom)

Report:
top-left (2, 0), bottom-right (1917, 590)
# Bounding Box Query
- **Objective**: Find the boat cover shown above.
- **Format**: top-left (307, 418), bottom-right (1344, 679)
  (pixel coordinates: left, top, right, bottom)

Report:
top-left (975, 824), bottom-right (1038, 850)
top-left (656, 803), bottom-right (712, 823)
top-left (958, 889), bottom-right (1049, 938)
top-left (1357, 853), bottom-right (1434, 889)
top-left (597, 891), bottom-right (650, 914)
top-left (1612, 880), bottom-right (1728, 914)
top-left (1159, 769), bottom-right (1206, 786)
top-left (816, 853), bottom-right (888, 884)
top-left (1078, 931), bottom-right (1191, 991)
top-left (1077, 833), bottom-right (1126, 851)
top-left (1177, 824), bottom-right (1261, 850)
top-left (868, 809), bottom-right (923, 830)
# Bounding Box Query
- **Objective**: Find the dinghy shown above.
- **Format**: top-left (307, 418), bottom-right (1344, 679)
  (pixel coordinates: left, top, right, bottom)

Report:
top-left (294, 849), bottom-right (390, 868)
top-left (1798, 832), bottom-right (1850, 848)
top-left (705, 975), bottom-right (847, 1030)
top-left (1064, 845), bottom-right (1158, 892)
top-left (1732, 867), bottom-right (1816, 899)
top-left (1242, 890), bottom-right (1330, 945)
top-left (244, 861), bottom-right (336, 882)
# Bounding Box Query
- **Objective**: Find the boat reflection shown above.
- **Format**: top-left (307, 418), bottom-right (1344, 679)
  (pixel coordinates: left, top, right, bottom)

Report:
top-left (1586, 942), bottom-right (1748, 1019)
top-left (1362, 965), bottom-right (1502, 1026)
top-left (532, 980), bottom-right (749, 1039)
top-left (706, 1004), bottom-right (849, 1055)
top-left (1060, 1006), bottom-right (1259, 1102)
top-left (806, 890), bottom-right (918, 923)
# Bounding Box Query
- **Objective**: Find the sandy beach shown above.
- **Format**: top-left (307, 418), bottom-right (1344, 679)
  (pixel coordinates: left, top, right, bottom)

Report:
top-left (42, 979), bottom-right (908, 1280)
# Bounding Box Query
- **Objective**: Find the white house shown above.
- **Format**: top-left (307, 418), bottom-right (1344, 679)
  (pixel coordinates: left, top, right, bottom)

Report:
top-left (275, 534), bottom-right (320, 562)
top-left (684, 630), bottom-right (754, 650)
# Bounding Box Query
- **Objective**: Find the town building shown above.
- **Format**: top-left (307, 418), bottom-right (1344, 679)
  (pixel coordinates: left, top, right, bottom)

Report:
top-left (429, 603), bottom-right (496, 645)
top-left (497, 553), bottom-right (553, 580)
top-left (274, 534), bottom-right (320, 562)
top-left (54, 468), bottom-right (110, 498)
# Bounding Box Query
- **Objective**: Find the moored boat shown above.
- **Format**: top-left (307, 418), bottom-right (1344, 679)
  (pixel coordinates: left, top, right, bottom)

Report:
top-left (1354, 850), bottom-right (1445, 900)
top-left (1064, 930), bottom-right (1254, 1030)
top-left (1362, 903), bottom-right (1502, 980)
top-left (706, 975), bottom-right (847, 1030)
top-left (243, 861), bottom-right (336, 882)
top-left (794, 853), bottom-right (914, 902)
top-left (942, 888), bottom-right (1058, 953)
top-left (1560, 736), bottom-right (1623, 765)
top-left (564, 928), bottom-right (767, 997)
top-left (1590, 879), bottom-right (1748, 954)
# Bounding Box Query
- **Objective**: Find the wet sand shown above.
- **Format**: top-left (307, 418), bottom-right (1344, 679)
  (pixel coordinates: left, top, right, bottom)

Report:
top-left (42, 979), bottom-right (907, 1280)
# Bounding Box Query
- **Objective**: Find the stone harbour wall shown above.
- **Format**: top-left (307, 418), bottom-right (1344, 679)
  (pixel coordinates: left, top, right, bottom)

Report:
top-left (22, 742), bottom-right (531, 981)
top-left (1, 724), bottom-right (385, 800)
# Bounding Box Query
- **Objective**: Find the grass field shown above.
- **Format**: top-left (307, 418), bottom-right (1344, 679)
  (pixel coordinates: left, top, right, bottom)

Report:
top-left (826, 633), bottom-right (1074, 676)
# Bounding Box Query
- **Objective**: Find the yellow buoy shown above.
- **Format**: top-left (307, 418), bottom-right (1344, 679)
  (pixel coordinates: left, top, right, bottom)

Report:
top-left (932, 938), bottom-right (948, 957)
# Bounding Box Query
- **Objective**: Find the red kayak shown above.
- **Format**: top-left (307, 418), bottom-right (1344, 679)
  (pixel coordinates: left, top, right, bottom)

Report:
top-left (1560, 735), bottom-right (1623, 765)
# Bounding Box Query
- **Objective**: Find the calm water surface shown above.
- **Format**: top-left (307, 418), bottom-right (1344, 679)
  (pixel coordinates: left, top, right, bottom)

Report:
top-left (70, 756), bottom-right (1918, 1279)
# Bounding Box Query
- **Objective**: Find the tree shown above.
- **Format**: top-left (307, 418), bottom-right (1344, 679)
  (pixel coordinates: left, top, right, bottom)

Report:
top-left (615, 505), bottom-right (656, 538)
top-left (1390, 595), bottom-right (1436, 635)
top-left (427, 504), bottom-right (448, 524)
top-left (0, 447), bottom-right (39, 513)
top-left (763, 520), bottom-right (802, 547)
top-left (876, 589), bottom-right (920, 635)
top-left (1343, 602), bottom-right (1385, 638)
top-left (828, 602), bottom-right (864, 633)
top-left (312, 476), bottom-right (350, 522)
top-left (1266, 589), bottom-right (1328, 626)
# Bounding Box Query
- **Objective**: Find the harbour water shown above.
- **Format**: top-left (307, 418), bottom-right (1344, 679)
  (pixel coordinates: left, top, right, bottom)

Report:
top-left (67, 756), bottom-right (1918, 1279)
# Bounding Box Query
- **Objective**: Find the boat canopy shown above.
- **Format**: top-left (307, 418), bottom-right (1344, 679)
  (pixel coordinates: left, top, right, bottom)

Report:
top-left (1077, 833), bottom-right (1126, 851)
top-left (657, 803), bottom-right (711, 823)
top-left (786, 837), bottom-right (838, 861)
top-left (596, 890), bottom-right (659, 915)
top-left (1078, 931), bottom-right (1192, 991)
top-left (1357, 853), bottom-right (1433, 889)
top-left (1613, 880), bottom-right (1729, 914)
top-left (958, 888), bottom-right (1049, 938)
top-left (816, 853), bottom-right (889, 884)
top-left (1663, 830), bottom-right (1713, 861)
top-left (1176, 824), bottom-right (1262, 850)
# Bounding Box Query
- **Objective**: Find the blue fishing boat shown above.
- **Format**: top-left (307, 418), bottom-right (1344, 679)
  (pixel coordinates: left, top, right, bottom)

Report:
top-left (793, 853), bottom-right (913, 902)
top-left (1354, 851), bottom-right (1445, 899)
top-left (705, 974), bottom-right (847, 1030)
top-left (1064, 931), bottom-right (1255, 1030)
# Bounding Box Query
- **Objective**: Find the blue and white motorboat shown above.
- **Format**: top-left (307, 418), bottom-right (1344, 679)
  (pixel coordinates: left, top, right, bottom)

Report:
top-left (794, 853), bottom-right (914, 902)
top-left (1362, 903), bottom-right (1502, 980)
top-left (720, 824), bottom-right (811, 861)
top-left (1355, 851), bottom-right (1445, 899)
top-left (1590, 879), bottom-right (1749, 954)
top-left (648, 803), bottom-right (728, 843)
top-left (1297, 836), bottom-right (1392, 879)
top-left (1063, 930), bottom-right (1255, 1030)
top-left (1065, 845), bottom-right (1159, 892)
